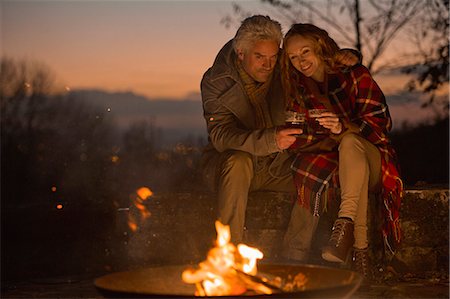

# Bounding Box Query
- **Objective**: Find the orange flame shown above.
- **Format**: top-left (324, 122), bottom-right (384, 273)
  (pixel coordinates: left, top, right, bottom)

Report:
top-left (182, 221), bottom-right (269, 296)
top-left (128, 219), bottom-right (138, 232)
top-left (127, 187), bottom-right (153, 231)
top-left (137, 187), bottom-right (153, 200)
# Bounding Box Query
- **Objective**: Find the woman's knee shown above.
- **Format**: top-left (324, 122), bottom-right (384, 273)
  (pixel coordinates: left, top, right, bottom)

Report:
top-left (339, 133), bottom-right (365, 152)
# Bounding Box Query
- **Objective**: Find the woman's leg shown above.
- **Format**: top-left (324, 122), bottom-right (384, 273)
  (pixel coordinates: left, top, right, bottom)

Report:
top-left (322, 133), bottom-right (381, 263)
top-left (338, 133), bottom-right (381, 249)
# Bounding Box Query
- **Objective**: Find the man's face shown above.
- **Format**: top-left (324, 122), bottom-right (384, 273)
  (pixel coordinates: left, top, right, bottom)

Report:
top-left (237, 39), bottom-right (279, 83)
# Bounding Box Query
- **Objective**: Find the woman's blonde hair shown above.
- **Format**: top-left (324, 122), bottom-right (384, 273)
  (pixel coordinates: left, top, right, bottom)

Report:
top-left (281, 23), bottom-right (340, 107)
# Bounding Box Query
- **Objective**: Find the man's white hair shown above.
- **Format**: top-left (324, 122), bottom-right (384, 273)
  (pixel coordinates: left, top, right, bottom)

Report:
top-left (233, 15), bottom-right (283, 54)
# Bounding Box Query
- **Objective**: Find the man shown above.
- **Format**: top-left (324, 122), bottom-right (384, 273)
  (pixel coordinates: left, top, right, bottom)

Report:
top-left (200, 15), bottom-right (300, 246)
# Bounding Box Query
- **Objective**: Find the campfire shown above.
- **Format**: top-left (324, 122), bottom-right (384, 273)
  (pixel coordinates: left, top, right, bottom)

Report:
top-left (181, 221), bottom-right (307, 296)
top-left (94, 197), bottom-right (362, 298)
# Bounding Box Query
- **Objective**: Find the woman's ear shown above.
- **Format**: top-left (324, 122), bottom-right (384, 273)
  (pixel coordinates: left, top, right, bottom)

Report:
top-left (236, 49), bottom-right (245, 61)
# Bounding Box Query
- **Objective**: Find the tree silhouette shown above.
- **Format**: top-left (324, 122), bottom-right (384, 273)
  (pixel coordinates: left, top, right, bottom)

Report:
top-left (221, 0), bottom-right (435, 75)
top-left (1, 57), bottom-right (58, 207)
top-left (1, 57), bottom-right (126, 280)
top-left (402, 0), bottom-right (449, 110)
top-left (1, 57), bottom-right (118, 208)
top-left (391, 117), bottom-right (449, 186)
top-left (117, 119), bottom-right (161, 193)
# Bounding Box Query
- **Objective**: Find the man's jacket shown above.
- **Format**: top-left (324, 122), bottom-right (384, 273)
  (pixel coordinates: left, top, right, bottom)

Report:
top-left (200, 40), bottom-right (292, 178)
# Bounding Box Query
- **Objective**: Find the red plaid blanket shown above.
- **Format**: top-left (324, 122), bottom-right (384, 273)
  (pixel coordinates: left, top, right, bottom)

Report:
top-left (288, 65), bottom-right (403, 251)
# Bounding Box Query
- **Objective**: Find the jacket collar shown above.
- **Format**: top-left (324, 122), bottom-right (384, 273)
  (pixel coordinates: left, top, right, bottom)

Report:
top-left (209, 40), bottom-right (240, 82)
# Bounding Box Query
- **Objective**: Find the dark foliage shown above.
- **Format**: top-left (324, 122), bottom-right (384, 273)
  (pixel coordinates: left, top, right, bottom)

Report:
top-left (391, 117), bottom-right (449, 187)
top-left (403, 0), bottom-right (449, 110)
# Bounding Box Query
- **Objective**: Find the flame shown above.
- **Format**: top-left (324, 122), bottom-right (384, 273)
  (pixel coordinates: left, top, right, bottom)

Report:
top-left (237, 244), bottom-right (263, 275)
top-left (182, 221), bottom-right (270, 296)
top-left (136, 187), bottom-right (153, 200)
top-left (128, 219), bottom-right (138, 232)
top-left (127, 187), bottom-right (153, 231)
top-left (215, 221), bottom-right (230, 247)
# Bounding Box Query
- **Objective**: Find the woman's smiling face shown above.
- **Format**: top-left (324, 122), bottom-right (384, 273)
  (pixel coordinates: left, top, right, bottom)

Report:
top-left (285, 35), bottom-right (325, 82)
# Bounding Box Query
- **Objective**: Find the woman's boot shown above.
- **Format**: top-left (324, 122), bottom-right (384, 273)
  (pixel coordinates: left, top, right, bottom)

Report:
top-left (352, 247), bottom-right (374, 284)
top-left (321, 218), bottom-right (354, 263)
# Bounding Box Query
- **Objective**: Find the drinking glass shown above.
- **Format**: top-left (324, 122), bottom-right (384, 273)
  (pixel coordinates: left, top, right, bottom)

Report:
top-left (285, 111), bottom-right (306, 134)
top-left (308, 108), bottom-right (330, 135)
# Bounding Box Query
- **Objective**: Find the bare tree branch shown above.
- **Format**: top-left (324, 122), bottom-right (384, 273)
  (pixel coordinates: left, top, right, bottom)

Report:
top-left (221, 0), bottom-right (427, 74)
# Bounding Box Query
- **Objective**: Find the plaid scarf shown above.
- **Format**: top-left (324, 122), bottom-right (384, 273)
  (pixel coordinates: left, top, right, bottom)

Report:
top-left (236, 59), bottom-right (273, 129)
top-left (289, 65), bottom-right (404, 252)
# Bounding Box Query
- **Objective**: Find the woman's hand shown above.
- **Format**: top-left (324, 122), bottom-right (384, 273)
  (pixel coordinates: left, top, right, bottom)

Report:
top-left (317, 112), bottom-right (342, 134)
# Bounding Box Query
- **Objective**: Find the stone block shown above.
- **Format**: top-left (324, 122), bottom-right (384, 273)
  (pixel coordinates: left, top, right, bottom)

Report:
top-left (394, 189), bottom-right (449, 273)
top-left (399, 189), bottom-right (449, 247)
top-left (395, 246), bottom-right (437, 273)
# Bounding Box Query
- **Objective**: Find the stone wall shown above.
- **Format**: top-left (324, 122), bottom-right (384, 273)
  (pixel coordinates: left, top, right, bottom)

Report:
top-left (396, 189), bottom-right (449, 275)
top-left (120, 188), bottom-right (448, 276)
top-left (3, 187), bottom-right (447, 281)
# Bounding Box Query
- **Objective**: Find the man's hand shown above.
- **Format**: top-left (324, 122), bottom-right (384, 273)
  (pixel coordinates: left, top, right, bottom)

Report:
top-left (335, 49), bottom-right (361, 66)
top-left (276, 128), bottom-right (302, 150)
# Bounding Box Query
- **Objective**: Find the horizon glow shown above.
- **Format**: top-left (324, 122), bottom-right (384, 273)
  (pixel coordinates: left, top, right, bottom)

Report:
top-left (2, 0), bottom-right (244, 99)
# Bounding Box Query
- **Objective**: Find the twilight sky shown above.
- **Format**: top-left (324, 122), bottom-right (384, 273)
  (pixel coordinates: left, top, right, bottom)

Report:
top-left (2, 0), bottom-right (259, 99)
top-left (0, 0), bottom-right (425, 99)
top-left (2, 0), bottom-right (447, 127)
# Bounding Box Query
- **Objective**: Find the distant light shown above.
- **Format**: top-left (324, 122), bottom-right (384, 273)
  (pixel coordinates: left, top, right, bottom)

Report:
top-left (107, 107), bottom-right (111, 112)
top-left (111, 155), bottom-right (119, 163)
top-left (51, 186), bottom-right (57, 192)
top-left (56, 204), bottom-right (63, 210)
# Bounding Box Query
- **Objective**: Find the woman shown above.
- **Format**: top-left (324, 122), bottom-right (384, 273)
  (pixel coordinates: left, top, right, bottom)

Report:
top-left (280, 23), bottom-right (403, 280)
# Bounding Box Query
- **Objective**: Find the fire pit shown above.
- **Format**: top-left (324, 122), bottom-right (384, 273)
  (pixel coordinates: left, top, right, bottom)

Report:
top-left (94, 263), bottom-right (362, 298)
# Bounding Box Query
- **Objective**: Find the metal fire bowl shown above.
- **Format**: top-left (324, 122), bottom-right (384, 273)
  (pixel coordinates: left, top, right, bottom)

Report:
top-left (94, 264), bottom-right (362, 298)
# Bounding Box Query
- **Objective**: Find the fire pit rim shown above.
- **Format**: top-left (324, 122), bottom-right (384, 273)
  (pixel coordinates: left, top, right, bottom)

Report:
top-left (94, 263), bottom-right (362, 298)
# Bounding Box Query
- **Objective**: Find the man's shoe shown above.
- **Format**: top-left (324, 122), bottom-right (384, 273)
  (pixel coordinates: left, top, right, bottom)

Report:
top-left (321, 218), bottom-right (354, 263)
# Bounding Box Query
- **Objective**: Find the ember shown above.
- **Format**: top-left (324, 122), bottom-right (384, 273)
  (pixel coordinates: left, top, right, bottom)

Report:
top-left (181, 221), bottom-right (307, 296)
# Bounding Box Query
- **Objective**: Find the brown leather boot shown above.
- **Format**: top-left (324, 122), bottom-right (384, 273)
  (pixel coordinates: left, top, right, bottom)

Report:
top-left (321, 218), bottom-right (354, 263)
top-left (352, 247), bottom-right (374, 284)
